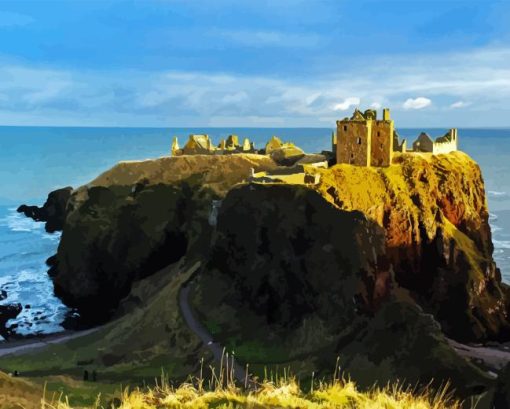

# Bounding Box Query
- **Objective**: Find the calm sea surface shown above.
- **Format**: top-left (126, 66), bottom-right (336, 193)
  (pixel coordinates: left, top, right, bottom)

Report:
top-left (0, 126), bottom-right (509, 336)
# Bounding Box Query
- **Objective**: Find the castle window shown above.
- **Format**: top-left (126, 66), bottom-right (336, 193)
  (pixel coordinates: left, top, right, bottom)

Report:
top-left (344, 125), bottom-right (347, 132)
top-left (350, 153), bottom-right (354, 159)
top-left (356, 137), bottom-right (362, 145)
top-left (380, 143), bottom-right (383, 148)
top-left (377, 131), bottom-right (381, 137)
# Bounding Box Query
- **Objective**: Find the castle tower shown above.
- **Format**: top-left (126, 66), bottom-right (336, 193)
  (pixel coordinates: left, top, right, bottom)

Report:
top-left (370, 108), bottom-right (394, 167)
top-left (336, 108), bottom-right (394, 167)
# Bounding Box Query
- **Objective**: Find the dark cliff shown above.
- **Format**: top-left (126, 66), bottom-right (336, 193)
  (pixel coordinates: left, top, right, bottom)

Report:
top-left (17, 186), bottom-right (72, 233)
top-left (47, 154), bottom-right (278, 323)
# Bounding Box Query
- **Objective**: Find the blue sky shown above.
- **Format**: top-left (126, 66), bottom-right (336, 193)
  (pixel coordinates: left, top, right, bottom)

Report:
top-left (0, 0), bottom-right (510, 127)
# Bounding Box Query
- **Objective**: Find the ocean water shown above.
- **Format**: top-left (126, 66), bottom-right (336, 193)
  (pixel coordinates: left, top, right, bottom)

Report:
top-left (0, 126), bottom-right (509, 336)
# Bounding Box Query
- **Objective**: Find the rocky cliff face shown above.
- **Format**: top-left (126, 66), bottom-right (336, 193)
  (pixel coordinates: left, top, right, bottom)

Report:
top-left (17, 187), bottom-right (72, 233)
top-left (315, 151), bottom-right (509, 341)
top-left (202, 183), bottom-right (391, 329)
top-left (17, 150), bottom-right (507, 396)
top-left (192, 181), bottom-right (490, 395)
top-left (47, 154), bottom-right (278, 324)
top-left (40, 151), bottom-right (509, 342)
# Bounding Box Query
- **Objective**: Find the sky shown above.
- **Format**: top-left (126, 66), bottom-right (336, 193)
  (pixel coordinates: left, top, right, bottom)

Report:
top-left (0, 0), bottom-right (510, 127)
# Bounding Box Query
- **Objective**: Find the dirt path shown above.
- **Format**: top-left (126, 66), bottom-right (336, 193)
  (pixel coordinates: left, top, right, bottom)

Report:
top-left (0, 327), bottom-right (100, 358)
top-left (179, 285), bottom-right (253, 387)
top-left (448, 338), bottom-right (510, 375)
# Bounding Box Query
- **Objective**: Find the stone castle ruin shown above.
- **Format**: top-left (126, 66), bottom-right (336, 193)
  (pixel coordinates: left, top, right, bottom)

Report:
top-left (334, 108), bottom-right (458, 167)
top-left (412, 129), bottom-right (458, 154)
top-left (172, 134), bottom-right (256, 156)
top-left (170, 107), bottom-right (458, 172)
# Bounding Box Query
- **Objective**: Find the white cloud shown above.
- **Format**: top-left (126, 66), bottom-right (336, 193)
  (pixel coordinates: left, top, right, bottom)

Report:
top-left (2, 44), bottom-right (510, 126)
top-left (450, 101), bottom-right (469, 109)
top-left (333, 97), bottom-right (360, 111)
top-left (402, 97), bottom-right (431, 110)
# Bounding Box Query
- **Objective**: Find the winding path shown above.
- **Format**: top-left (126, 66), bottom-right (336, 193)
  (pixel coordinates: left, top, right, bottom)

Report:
top-left (448, 338), bottom-right (510, 375)
top-left (179, 285), bottom-right (253, 387)
top-left (0, 327), bottom-right (100, 358)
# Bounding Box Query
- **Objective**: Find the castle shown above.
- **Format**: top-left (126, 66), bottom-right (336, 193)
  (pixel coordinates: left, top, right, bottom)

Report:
top-left (334, 108), bottom-right (458, 167)
top-left (170, 107), bottom-right (457, 170)
top-left (172, 134), bottom-right (256, 156)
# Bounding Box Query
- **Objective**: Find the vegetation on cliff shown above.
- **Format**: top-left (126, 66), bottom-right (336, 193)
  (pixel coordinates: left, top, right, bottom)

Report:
top-left (45, 375), bottom-right (464, 409)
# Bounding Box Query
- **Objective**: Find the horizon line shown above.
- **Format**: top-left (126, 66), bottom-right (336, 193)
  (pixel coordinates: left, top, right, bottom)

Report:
top-left (1, 124), bottom-right (510, 131)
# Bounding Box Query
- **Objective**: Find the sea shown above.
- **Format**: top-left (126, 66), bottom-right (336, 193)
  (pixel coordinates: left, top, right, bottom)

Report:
top-left (0, 126), bottom-right (509, 338)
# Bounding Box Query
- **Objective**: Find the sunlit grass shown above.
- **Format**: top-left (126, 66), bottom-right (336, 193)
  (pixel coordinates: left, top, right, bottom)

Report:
top-left (41, 353), bottom-right (465, 409)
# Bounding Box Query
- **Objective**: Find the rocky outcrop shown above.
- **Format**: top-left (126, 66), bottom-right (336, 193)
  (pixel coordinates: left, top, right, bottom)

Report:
top-left (203, 183), bottom-right (391, 327)
top-left (47, 155), bottom-right (278, 324)
top-left (0, 304), bottom-right (22, 340)
top-left (49, 183), bottom-right (211, 324)
top-left (315, 151), bottom-right (510, 342)
top-left (192, 182), bottom-right (490, 395)
top-left (17, 187), bottom-right (73, 233)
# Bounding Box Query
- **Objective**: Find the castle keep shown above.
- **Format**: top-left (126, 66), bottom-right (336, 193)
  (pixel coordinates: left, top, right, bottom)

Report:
top-left (336, 108), bottom-right (394, 167)
top-left (335, 108), bottom-right (458, 167)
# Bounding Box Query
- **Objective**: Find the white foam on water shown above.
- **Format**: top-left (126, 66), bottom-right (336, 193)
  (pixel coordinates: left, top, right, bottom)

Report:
top-left (490, 213), bottom-right (499, 222)
top-left (0, 207), bottom-right (70, 336)
top-left (0, 268), bottom-right (69, 335)
top-left (0, 210), bottom-right (44, 233)
top-left (494, 240), bottom-right (510, 250)
top-left (488, 191), bottom-right (508, 198)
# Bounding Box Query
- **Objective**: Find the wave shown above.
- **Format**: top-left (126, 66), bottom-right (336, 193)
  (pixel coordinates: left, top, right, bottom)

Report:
top-left (0, 267), bottom-right (70, 337)
top-left (490, 213), bottom-right (499, 222)
top-left (0, 211), bottom-right (43, 233)
top-left (494, 240), bottom-right (510, 250)
top-left (492, 225), bottom-right (503, 233)
top-left (489, 191), bottom-right (508, 197)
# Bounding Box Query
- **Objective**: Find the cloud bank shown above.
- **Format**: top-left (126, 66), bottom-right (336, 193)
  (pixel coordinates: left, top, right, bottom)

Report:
top-left (0, 46), bottom-right (509, 126)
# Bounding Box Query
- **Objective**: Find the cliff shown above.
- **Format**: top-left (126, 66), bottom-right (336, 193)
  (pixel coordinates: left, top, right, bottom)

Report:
top-left (17, 187), bottom-right (72, 232)
top-left (13, 151), bottom-right (510, 400)
top-left (314, 151), bottom-right (509, 341)
top-left (192, 182), bottom-right (490, 395)
top-left (48, 154), bottom-right (278, 323)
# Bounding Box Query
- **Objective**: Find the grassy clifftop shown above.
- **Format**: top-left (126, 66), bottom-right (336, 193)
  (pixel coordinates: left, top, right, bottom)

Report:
top-left (89, 154), bottom-right (278, 195)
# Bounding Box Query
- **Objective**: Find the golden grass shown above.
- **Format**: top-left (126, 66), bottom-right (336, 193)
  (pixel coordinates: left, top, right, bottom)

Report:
top-left (41, 356), bottom-right (464, 409)
top-left (42, 378), bottom-right (463, 409)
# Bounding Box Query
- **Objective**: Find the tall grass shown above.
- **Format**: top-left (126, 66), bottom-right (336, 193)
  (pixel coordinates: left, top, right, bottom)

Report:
top-left (42, 352), bottom-right (465, 409)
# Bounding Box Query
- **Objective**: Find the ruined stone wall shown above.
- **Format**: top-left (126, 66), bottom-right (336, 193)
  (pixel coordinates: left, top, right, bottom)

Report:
top-left (370, 120), bottom-right (394, 167)
top-left (336, 121), bottom-right (372, 166)
top-left (433, 140), bottom-right (457, 154)
top-left (413, 136), bottom-right (434, 152)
